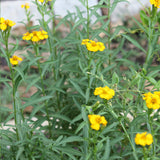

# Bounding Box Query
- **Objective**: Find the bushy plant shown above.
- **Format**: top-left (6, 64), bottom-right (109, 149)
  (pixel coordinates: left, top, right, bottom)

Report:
top-left (0, 0), bottom-right (160, 159)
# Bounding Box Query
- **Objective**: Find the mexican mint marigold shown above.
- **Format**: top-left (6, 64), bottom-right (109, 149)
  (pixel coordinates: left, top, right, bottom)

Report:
top-left (0, 17), bottom-right (15, 31)
top-left (86, 40), bottom-right (99, 52)
top-left (10, 55), bottom-right (23, 65)
top-left (21, 3), bottom-right (30, 9)
top-left (88, 114), bottom-right (107, 131)
top-left (81, 39), bottom-right (105, 52)
top-left (94, 86), bottom-right (115, 100)
top-left (81, 39), bottom-right (90, 45)
top-left (22, 30), bottom-right (48, 42)
top-left (150, 0), bottom-right (160, 8)
top-left (154, 91), bottom-right (160, 98)
top-left (97, 42), bottom-right (105, 51)
top-left (38, 0), bottom-right (44, 2)
top-left (135, 132), bottom-right (153, 146)
top-left (22, 32), bottom-right (33, 40)
top-left (143, 92), bottom-right (160, 109)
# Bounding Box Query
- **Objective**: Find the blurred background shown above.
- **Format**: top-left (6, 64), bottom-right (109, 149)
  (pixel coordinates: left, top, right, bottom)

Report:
top-left (1, 0), bottom-right (151, 25)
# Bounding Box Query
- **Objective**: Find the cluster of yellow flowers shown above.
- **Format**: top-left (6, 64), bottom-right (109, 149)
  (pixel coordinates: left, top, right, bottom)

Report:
top-left (94, 86), bottom-right (115, 100)
top-left (38, 0), bottom-right (52, 3)
top-left (21, 3), bottom-right (30, 10)
top-left (81, 39), bottom-right (105, 52)
top-left (88, 114), bottom-right (107, 131)
top-left (22, 30), bottom-right (48, 42)
top-left (0, 17), bottom-right (16, 31)
top-left (135, 132), bottom-right (153, 146)
top-left (143, 91), bottom-right (160, 109)
top-left (10, 55), bottom-right (23, 65)
top-left (150, 0), bottom-right (160, 8)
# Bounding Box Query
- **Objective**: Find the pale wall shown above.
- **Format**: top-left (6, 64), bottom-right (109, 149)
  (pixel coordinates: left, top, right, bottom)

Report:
top-left (1, 0), bottom-right (151, 26)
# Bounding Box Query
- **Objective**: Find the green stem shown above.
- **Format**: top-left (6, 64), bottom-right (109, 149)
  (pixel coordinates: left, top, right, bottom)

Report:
top-left (143, 147), bottom-right (147, 160)
top-left (147, 109), bottom-right (155, 157)
top-left (5, 33), bottom-right (19, 140)
top-left (93, 134), bottom-right (97, 160)
top-left (106, 0), bottom-right (112, 76)
top-left (105, 102), bottom-right (138, 159)
top-left (86, 0), bottom-right (89, 39)
top-left (34, 44), bottom-right (52, 137)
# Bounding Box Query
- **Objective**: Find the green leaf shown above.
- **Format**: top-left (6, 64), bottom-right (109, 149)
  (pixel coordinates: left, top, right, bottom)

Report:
top-left (51, 114), bottom-right (71, 122)
top-left (69, 79), bottom-right (86, 98)
top-left (112, 72), bottom-right (119, 84)
top-left (101, 122), bottom-right (119, 135)
top-left (21, 96), bottom-right (52, 109)
top-left (16, 147), bottom-right (24, 160)
top-left (59, 136), bottom-right (84, 145)
top-left (14, 66), bottom-right (25, 82)
top-left (140, 10), bottom-right (149, 26)
top-left (122, 34), bottom-right (146, 53)
top-left (147, 77), bottom-right (157, 85)
top-left (102, 137), bottom-right (110, 160)
top-left (75, 121), bottom-right (86, 134)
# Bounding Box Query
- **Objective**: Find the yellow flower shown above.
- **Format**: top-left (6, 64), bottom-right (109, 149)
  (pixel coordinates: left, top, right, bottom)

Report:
top-left (36, 30), bottom-right (48, 40)
top-left (94, 87), bottom-right (103, 95)
top-left (0, 17), bottom-right (15, 31)
top-left (81, 39), bottom-right (105, 52)
top-left (38, 0), bottom-right (51, 3)
top-left (150, 0), bottom-right (160, 8)
top-left (94, 86), bottom-right (115, 100)
top-left (145, 94), bottom-right (160, 109)
top-left (88, 115), bottom-right (107, 131)
top-left (32, 31), bottom-right (40, 42)
top-left (5, 19), bottom-right (16, 27)
top-left (97, 42), bottom-right (105, 51)
top-left (22, 32), bottom-right (33, 40)
top-left (154, 91), bottom-right (160, 98)
top-left (10, 55), bottom-right (23, 65)
top-left (0, 17), bottom-right (7, 31)
top-left (143, 92), bottom-right (160, 109)
top-left (143, 92), bottom-right (152, 100)
top-left (135, 132), bottom-right (153, 146)
top-left (21, 3), bottom-right (30, 10)
top-left (86, 40), bottom-right (99, 52)
top-left (38, 0), bottom-right (44, 2)
top-left (22, 30), bottom-right (48, 42)
top-left (81, 39), bottom-right (90, 45)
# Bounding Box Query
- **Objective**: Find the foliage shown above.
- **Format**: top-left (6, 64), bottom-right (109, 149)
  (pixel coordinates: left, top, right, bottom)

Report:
top-left (0, 0), bottom-right (160, 159)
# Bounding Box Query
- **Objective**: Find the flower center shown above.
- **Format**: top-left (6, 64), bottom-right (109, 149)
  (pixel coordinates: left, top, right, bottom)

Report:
top-left (96, 117), bottom-right (101, 123)
top-left (91, 42), bottom-right (97, 47)
top-left (151, 98), bottom-right (156, 104)
top-left (12, 56), bottom-right (18, 61)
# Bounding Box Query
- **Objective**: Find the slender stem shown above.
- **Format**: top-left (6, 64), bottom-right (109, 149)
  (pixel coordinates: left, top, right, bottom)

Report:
top-left (143, 147), bottom-right (147, 160)
top-left (105, 102), bottom-right (138, 159)
top-left (5, 32), bottom-right (19, 140)
top-left (147, 109), bottom-right (155, 157)
top-left (34, 43), bottom-right (52, 137)
top-left (93, 133), bottom-right (97, 160)
top-left (107, 0), bottom-right (112, 76)
top-left (86, 0), bottom-right (89, 39)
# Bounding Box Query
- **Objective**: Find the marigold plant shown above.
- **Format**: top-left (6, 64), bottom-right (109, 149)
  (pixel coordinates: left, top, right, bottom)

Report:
top-left (0, 17), bottom-right (15, 31)
top-left (150, 0), bottom-right (160, 8)
top-left (143, 92), bottom-right (160, 109)
top-left (88, 114), bottom-right (107, 131)
top-left (94, 86), bottom-right (115, 100)
top-left (38, 0), bottom-right (52, 3)
top-left (10, 55), bottom-right (23, 65)
top-left (81, 39), bottom-right (105, 52)
top-left (135, 132), bottom-right (153, 146)
top-left (22, 30), bottom-right (48, 42)
top-left (21, 3), bottom-right (30, 10)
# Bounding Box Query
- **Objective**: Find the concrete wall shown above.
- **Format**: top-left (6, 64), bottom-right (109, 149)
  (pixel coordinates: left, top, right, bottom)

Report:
top-left (1, 0), bottom-right (151, 26)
